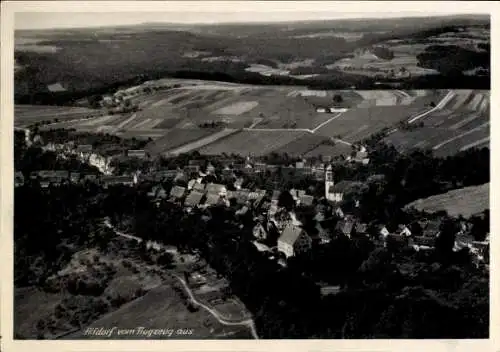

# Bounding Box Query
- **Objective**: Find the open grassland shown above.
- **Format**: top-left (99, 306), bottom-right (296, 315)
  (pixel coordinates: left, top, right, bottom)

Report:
top-left (304, 142), bottom-right (354, 159)
top-left (405, 183), bottom-right (489, 218)
top-left (197, 130), bottom-right (309, 156)
top-left (64, 284), bottom-right (253, 339)
top-left (384, 90), bottom-right (490, 157)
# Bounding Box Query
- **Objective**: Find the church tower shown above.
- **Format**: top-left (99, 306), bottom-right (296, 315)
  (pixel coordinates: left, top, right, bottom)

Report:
top-left (325, 164), bottom-right (334, 201)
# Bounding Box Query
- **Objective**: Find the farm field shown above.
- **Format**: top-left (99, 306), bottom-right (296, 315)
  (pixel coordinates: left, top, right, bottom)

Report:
top-left (15, 105), bottom-right (103, 127)
top-left (405, 183), bottom-right (489, 218)
top-left (304, 142), bottom-right (354, 159)
top-left (271, 133), bottom-right (331, 157)
top-left (314, 104), bottom-right (429, 142)
top-left (197, 130), bottom-right (309, 157)
top-left (64, 284), bottom-right (253, 339)
top-left (384, 90), bottom-right (490, 157)
top-left (145, 128), bottom-right (223, 155)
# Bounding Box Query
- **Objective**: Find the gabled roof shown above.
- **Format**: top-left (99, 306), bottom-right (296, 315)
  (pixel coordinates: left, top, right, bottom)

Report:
top-left (169, 185), bottom-right (186, 199)
top-left (205, 193), bottom-right (221, 206)
top-left (185, 191), bottom-right (204, 206)
top-left (299, 194), bottom-right (314, 207)
top-left (279, 223), bottom-right (305, 247)
top-left (101, 175), bottom-right (134, 184)
top-left (193, 182), bottom-right (206, 192)
top-left (206, 183), bottom-right (225, 194)
top-left (335, 219), bottom-right (354, 235)
top-left (355, 222), bottom-right (368, 234)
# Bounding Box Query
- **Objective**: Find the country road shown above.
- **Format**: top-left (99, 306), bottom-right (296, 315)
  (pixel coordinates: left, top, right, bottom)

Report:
top-left (407, 90), bottom-right (455, 124)
top-left (173, 274), bottom-right (259, 339)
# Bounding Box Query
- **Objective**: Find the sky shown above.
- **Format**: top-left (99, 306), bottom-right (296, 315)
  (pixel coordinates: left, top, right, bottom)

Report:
top-left (12, 1), bottom-right (487, 30)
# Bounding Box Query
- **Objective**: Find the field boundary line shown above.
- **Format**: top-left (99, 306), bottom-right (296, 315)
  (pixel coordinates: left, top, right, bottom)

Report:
top-left (432, 122), bottom-right (490, 150)
top-left (311, 112), bottom-right (344, 133)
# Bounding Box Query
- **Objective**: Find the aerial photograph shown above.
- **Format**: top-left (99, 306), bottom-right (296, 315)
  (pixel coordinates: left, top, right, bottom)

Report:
top-left (12, 5), bottom-right (490, 341)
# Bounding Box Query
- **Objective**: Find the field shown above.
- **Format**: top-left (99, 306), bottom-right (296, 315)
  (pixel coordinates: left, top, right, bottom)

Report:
top-left (14, 105), bottom-right (103, 127)
top-left (64, 284), bottom-right (253, 339)
top-left (145, 128), bottom-right (223, 155)
top-left (197, 130), bottom-right (309, 157)
top-left (405, 183), bottom-right (489, 218)
top-left (384, 90), bottom-right (490, 157)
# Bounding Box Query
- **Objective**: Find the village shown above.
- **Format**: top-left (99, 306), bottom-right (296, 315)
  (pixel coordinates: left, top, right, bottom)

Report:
top-left (16, 136), bottom-right (490, 273)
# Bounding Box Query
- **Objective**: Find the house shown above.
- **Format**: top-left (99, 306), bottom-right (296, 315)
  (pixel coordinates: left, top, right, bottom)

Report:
top-left (184, 190), bottom-right (205, 210)
top-left (422, 219), bottom-right (441, 238)
top-left (184, 165), bottom-right (200, 174)
top-left (76, 144), bottom-right (93, 154)
top-left (253, 222), bottom-right (268, 240)
top-left (15, 172), bottom-right (25, 187)
top-left (254, 163), bottom-right (266, 173)
top-left (205, 183), bottom-right (227, 196)
top-left (354, 222), bottom-right (368, 236)
top-left (327, 180), bottom-right (362, 203)
top-left (206, 163), bottom-right (215, 174)
top-left (83, 174), bottom-right (98, 182)
top-left (234, 178), bottom-right (244, 190)
top-left (70, 172), bottom-right (81, 183)
top-left (169, 185), bottom-right (186, 201)
top-left (299, 194), bottom-right (314, 207)
top-left (101, 175), bottom-right (136, 188)
top-left (204, 193), bottom-right (222, 207)
top-left (410, 236), bottom-right (436, 249)
top-left (148, 185), bottom-right (168, 199)
top-left (127, 149), bottom-right (147, 159)
top-left (454, 233), bottom-right (475, 252)
top-left (315, 222), bottom-right (331, 244)
top-left (333, 206), bottom-right (345, 219)
top-left (397, 224), bottom-right (412, 237)
top-left (174, 171), bottom-right (187, 183)
top-left (277, 223), bottom-right (312, 258)
top-left (193, 182), bottom-right (206, 192)
top-left (234, 189), bottom-right (250, 206)
top-left (335, 218), bottom-right (355, 237)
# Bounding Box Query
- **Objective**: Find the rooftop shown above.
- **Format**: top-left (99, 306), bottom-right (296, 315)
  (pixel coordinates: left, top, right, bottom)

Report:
top-left (279, 223), bottom-right (304, 247)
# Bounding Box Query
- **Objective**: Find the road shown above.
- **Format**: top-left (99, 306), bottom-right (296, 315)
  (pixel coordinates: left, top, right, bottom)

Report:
top-left (407, 90), bottom-right (455, 124)
top-left (173, 274), bottom-right (259, 339)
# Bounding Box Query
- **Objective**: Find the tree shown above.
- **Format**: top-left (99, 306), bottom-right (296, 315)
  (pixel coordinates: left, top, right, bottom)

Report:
top-left (333, 94), bottom-right (343, 104)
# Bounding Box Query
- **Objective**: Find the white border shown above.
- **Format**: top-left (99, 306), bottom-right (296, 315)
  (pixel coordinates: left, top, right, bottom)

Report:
top-left (1, 2), bottom-right (499, 352)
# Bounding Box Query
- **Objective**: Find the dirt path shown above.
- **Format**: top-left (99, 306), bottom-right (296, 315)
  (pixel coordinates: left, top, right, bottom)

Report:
top-left (173, 275), bottom-right (259, 339)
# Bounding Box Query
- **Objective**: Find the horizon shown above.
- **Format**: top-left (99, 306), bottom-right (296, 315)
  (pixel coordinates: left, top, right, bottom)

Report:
top-left (14, 11), bottom-right (487, 31)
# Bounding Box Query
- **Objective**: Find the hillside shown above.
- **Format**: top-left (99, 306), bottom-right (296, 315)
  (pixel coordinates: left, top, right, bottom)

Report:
top-left (405, 183), bottom-right (489, 218)
top-left (14, 15), bottom-right (490, 103)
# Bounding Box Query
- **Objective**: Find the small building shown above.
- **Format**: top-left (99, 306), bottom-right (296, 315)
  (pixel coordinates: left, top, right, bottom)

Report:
top-left (184, 165), bottom-right (200, 174)
top-left (354, 222), bottom-right (368, 236)
top-left (277, 224), bottom-right (312, 258)
top-left (205, 183), bottom-right (227, 197)
top-left (422, 220), bottom-right (441, 238)
top-left (127, 149), bottom-right (148, 159)
top-left (184, 190), bottom-right (205, 209)
top-left (335, 218), bottom-right (355, 237)
top-left (327, 180), bottom-right (362, 203)
top-left (148, 185), bottom-right (168, 199)
top-left (236, 206), bottom-right (250, 216)
top-left (204, 193), bottom-right (221, 207)
top-left (101, 175), bottom-right (136, 188)
top-left (234, 177), bottom-right (244, 190)
top-left (397, 224), bottom-right (412, 237)
top-left (70, 172), bottom-right (81, 183)
top-left (253, 222), bottom-right (268, 241)
top-left (410, 236), bottom-right (436, 249)
top-left (333, 206), bottom-right (345, 219)
top-left (169, 185), bottom-right (186, 201)
top-left (298, 194), bottom-right (314, 207)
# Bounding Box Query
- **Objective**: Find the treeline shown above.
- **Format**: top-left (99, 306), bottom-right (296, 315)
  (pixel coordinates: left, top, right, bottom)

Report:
top-left (417, 45), bottom-right (490, 75)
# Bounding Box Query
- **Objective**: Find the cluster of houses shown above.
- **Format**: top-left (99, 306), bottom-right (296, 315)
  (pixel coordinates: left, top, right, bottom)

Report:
top-left (42, 142), bottom-right (114, 175)
top-left (19, 141), bottom-right (489, 268)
